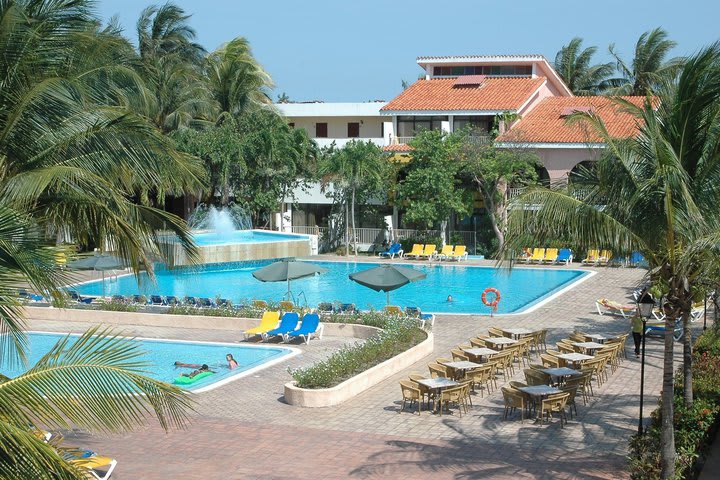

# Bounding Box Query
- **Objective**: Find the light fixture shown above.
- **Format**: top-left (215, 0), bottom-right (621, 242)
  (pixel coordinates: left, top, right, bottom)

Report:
top-left (636, 289), bottom-right (655, 435)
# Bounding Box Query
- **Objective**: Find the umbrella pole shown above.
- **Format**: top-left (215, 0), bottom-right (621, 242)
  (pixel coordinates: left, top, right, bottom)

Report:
top-left (386, 291), bottom-right (390, 306)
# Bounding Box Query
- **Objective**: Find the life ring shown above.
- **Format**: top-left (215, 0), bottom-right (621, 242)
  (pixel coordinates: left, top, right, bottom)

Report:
top-left (481, 288), bottom-right (501, 312)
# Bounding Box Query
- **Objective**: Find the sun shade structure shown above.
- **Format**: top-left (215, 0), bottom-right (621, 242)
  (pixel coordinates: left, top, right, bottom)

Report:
top-left (349, 264), bottom-right (427, 305)
top-left (68, 253), bottom-right (128, 296)
top-left (252, 260), bottom-right (328, 300)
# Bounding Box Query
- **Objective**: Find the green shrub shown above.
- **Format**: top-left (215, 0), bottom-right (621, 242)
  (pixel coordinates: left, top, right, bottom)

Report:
top-left (95, 300), bottom-right (140, 312)
top-left (290, 317), bottom-right (427, 389)
top-left (628, 329), bottom-right (720, 479)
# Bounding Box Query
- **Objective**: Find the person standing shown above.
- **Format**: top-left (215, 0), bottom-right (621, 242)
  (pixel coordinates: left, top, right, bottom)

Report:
top-left (631, 313), bottom-right (644, 358)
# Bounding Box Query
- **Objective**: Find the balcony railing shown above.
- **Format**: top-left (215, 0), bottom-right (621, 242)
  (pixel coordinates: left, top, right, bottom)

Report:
top-left (390, 134), bottom-right (491, 145)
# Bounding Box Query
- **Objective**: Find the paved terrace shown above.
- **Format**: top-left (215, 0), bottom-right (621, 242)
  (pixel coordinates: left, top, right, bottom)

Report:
top-left (27, 259), bottom-right (706, 479)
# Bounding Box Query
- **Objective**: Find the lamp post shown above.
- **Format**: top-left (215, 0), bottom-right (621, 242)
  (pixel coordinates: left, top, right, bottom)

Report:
top-left (637, 291), bottom-right (655, 436)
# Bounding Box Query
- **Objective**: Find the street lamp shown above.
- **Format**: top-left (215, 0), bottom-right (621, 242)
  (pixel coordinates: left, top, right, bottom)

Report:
top-left (636, 291), bottom-right (655, 436)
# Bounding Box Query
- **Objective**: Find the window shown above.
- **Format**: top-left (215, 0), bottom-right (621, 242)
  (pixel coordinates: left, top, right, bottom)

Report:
top-left (316, 123), bottom-right (328, 138)
top-left (397, 116), bottom-right (447, 137)
top-left (288, 122), bottom-right (295, 128)
top-left (454, 116), bottom-right (491, 133)
top-left (348, 122), bottom-right (360, 138)
top-left (433, 65), bottom-right (533, 77)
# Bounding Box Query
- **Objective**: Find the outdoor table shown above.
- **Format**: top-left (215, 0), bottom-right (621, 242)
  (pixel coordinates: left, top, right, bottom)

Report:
top-left (573, 341), bottom-right (605, 354)
top-left (558, 352), bottom-right (593, 369)
top-left (444, 361), bottom-right (482, 380)
top-left (541, 367), bottom-right (581, 385)
top-left (484, 337), bottom-right (518, 350)
top-left (518, 385), bottom-right (562, 419)
top-left (583, 334), bottom-right (608, 344)
top-left (416, 377), bottom-right (460, 413)
top-left (462, 347), bottom-right (498, 362)
top-left (501, 327), bottom-right (535, 339)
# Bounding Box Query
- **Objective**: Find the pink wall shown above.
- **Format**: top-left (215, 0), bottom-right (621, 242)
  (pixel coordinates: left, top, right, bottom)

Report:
top-left (534, 147), bottom-right (604, 182)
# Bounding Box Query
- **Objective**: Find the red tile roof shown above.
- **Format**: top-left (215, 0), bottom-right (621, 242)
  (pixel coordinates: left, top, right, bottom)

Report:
top-left (381, 77), bottom-right (546, 112)
top-left (384, 144), bottom-right (413, 152)
top-left (498, 96), bottom-right (647, 144)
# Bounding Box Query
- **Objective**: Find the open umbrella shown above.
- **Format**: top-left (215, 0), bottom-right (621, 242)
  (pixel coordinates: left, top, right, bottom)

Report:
top-left (68, 253), bottom-right (128, 296)
top-left (349, 264), bottom-right (427, 305)
top-left (252, 260), bottom-right (328, 301)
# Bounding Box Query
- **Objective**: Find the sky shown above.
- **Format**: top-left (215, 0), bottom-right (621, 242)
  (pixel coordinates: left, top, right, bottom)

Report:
top-left (95, 0), bottom-right (720, 103)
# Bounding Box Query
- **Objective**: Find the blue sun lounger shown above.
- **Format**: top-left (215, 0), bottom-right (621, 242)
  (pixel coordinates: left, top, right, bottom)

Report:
top-left (262, 312), bottom-right (300, 341)
top-left (285, 313), bottom-right (323, 344)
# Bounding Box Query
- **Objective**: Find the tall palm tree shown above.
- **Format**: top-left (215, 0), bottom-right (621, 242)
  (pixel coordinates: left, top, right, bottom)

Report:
top-left (503, 43), bottom-right (720, 479)
top-left (320, 141), bottom-right (388, 256)
top-left (554, 37), bottom-right (614, 95)
top-left (606, 27), bottom-right (685, 95)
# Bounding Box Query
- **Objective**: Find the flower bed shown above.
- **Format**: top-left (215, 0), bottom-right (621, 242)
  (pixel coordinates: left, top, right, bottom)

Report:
top-left (629, 328), bottom-right (720, 479)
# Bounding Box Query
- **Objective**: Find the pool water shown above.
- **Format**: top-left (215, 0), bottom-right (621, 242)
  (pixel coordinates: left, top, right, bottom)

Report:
top-left (191, 230), bottom-right (307, 246)
top-left (1, 333), bottom-right (295, 392)
top-left (73, 261), bottom-right (589, 314)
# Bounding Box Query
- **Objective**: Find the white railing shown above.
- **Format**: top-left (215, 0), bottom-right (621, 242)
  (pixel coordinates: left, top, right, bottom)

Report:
top-left (290, 225), bottom-right (322, 235)
top-left (509, 187), bottom-right (525, 198)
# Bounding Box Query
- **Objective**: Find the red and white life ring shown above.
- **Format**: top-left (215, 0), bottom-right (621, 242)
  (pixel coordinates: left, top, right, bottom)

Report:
top-left (481, 287), bottom-right (501, 312)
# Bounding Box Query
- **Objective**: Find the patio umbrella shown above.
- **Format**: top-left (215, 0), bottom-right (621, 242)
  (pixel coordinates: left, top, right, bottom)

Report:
top-left (252, 260), bottom-right (328, 301)
top-left (68, 253), bottom-right (128, 295)
top-left (348, 264), bottom-right (427, 305)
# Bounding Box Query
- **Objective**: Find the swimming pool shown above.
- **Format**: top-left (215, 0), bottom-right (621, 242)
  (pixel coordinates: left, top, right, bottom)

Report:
top-left (1, 333), bottom-right (298, 392)
top-left (191, 230), bottom-right (308, 246)
top-left (73, 260), bottom-right (591, 314)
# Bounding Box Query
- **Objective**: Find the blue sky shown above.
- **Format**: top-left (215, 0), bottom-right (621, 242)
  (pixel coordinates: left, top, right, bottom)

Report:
top-left (96, 0), bottom-right (719, 102)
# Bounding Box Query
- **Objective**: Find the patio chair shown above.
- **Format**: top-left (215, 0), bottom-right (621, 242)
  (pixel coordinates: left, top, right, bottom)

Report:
top-left (436, 244), bottom-right (455, 261)
top-left (539, 392), bottom-right (570, 427)
top-left (595, 298), bottom-right (636, 318)
top-left (526, 248), bottom-right (546, 264)
top-left (542, 248), bottom-right (559, 264)
top-left (438, 384), bottom-right (467, 417)
top-left (502, 386), bottom-right (527, 423)
top-left (451, 348), bottom-right (469, 362)
top-left (581, 249), bottom-right (600, 265)
top-left (378, 242), bottom-right (404, 259)
top-left (446, 245), bottom-right (468, 261)
top-left (540, 353), bottom-right (561, 368)
top-left (285, 313), bottom-right (323, 344)
top-left (399, 380), bottom-right (423, 415)
top-left (524, 368), bottom-right (550, 386)
top-left (408, 373), bottom-right (433, 408)
top-left (428, 362), bottom-right (448, 378)
top-left (262, 312), bottom-right (300, 341)
top-left (244, 311), bottom-right (280, 339)
top-left (554, 248), bottom-right (573, 265)
top-left (466, 364), bottom-right (494, 397)
top-left (69, 454), bottom-right (118, 480)
top-left (406, 243), bottom-right (424, 259)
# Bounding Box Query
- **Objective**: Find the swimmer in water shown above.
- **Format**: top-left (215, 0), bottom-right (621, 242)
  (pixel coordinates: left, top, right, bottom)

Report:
top-left (447, 295), bottom-right (453, 302)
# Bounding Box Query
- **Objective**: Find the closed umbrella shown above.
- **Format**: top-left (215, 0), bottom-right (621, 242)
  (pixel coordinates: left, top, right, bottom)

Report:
top-left (349, 264), bottom-right (427, 305)
top-left (68, 253), bottom-right (128, 295)
top-left (252, 260), bottom-right (328, 301)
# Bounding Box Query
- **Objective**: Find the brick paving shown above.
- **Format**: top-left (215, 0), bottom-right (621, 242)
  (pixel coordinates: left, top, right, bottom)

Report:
top-left (28, 261), bottom-right (706, 479)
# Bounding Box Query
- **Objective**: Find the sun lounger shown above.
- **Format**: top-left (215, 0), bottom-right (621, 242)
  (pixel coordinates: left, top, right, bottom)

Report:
top-left (68, 290), bottom-right (94, 304)
top-left (285, 313), bottom-right (324, 344)
top-left (378, 242), bottom-right (404, 259)
top-left (262, 312), bottom-right (300, 341)
top-left (317, 302), bottom-right (334, 313)
top-left (244, 311), bottom-right (280, 339)
top-left (336, 303), bottom-right (356, 314)
top-left (417, 244), bottom-right (437, 260)
top-left (595, 298), bottom-right (636, 318)
top-left (628, 251), bottom-right (645, 267)
top-left (217, 298), bottom-right (232, 308)
top-left (446, 245), bottom-right (468, 261)
top-left (197, 297), bottom-right (214, 308)
top-left (165, 295), bottom-right (179, 306)
top-left (582, 249), bottom-right (600, 265)
top-left (526, 248), bottom-right (545, 264)
top-left (69, 454), bottom-right (118, 480)
top-left (645, 318), bottom-right (684, 341)
top-left (555, 248), bottom-right (573, 265)
top-left (406, 244), bottom-right (424, 259)
top-left (597, 250), bottom-right (612, 266)
top-left (542, 248), bottom-right (559, 264)
top-left (436, 245), bottom-right (454, 261)
top-left (405, 306), bottom-right (435, 329)
top-left (150, 295), bottom-right (165, 305)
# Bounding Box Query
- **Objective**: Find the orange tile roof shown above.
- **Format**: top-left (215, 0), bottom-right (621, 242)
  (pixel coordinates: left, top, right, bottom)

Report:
top-left (384, 144), bottom-right (413, 152)
top-left (381, 77), bottom-right (546, 112)
top-left (498, 96), bottom-right (647, 144)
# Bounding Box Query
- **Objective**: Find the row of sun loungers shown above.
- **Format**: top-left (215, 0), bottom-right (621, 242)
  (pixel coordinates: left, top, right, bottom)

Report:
top-left (518, 248), bottom-right (645, 267)
top-left (243, 311), bottom-right (323, 344)
top-left (518, 248), bottom-right (573, 265)
top-left (404, 244), bottom-right (468, 261)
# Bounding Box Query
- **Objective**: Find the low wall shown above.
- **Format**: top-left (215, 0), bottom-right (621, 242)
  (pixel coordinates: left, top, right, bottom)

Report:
top-left (168, 238), bottom-right (311, 266)
top-left (22, 306), bottom-right (381, 340)
top-left (283, 332), bottom-right (434, 408)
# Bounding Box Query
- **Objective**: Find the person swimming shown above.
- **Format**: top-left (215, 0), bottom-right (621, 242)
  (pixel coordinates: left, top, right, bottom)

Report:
top-left (447, 295), bottom-right (453, 302)
top-left (174, 361), bottom-right (202, 369)
top-left (226, 354), bottom-right (239, 370)
top-left (181, 364), bottom-right (210, 378)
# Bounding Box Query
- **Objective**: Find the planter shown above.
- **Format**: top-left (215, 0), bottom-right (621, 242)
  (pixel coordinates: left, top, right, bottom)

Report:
top-left (283, 332), bottom-right (434, 407)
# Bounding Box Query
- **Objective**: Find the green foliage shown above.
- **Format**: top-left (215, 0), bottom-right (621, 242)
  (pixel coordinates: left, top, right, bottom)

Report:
top-left (290, 317), bottom-right (426, 389)
top-left (629, 329), bottom-right (720, 479)
top-left (396, 130), bottom-right (471, 229)
top-left (96, 300), bottom-right (140, 313)
top-left (554, 37), bottom-right (614, 95)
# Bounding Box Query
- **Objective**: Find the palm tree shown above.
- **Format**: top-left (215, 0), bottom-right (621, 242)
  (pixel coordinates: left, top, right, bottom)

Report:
top-left (606, 27), bottom-right (685, 95)
top-left (320, 141), bottom-right (388, 256)
top-left (554, 38), bottom-right (614, 95)
top-left (504, 43), bottom-right (720, 479)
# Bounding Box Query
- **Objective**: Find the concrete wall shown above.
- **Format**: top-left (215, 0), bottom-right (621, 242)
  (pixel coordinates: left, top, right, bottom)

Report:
top-left (534, 147), bottom-right (603, 182)
top-left (288, 116), bottom-right (385, 141)
top-left (168, 238), bottom-right (311, 266)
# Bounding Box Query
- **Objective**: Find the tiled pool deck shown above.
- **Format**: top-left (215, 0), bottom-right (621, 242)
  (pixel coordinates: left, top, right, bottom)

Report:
top-left (30, 259), bottom-right (705, 479)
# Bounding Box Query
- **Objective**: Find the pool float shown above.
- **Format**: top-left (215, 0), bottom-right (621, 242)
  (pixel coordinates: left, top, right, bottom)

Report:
top-left (173, 371), bottom-right (214, 385)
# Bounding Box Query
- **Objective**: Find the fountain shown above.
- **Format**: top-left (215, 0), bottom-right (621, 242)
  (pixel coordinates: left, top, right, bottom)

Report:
top-left (163, 204), bottom-right (312, 266)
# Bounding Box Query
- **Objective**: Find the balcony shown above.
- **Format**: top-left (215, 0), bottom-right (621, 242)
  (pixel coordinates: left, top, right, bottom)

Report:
top-left (313, 137), bottom-right (384, 149)
top-left (389, 134), bottom-right (491, 146)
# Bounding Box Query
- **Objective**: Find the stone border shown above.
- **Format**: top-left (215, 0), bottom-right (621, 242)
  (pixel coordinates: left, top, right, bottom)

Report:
top-left (283, 331), bottom-right (434, 408)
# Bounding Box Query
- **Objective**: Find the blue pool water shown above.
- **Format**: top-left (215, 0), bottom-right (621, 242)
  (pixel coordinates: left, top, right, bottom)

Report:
top-left (0, 333), bottom-right (293, 391)
top-left (74, 261), bottom-right (589, 314)
top-left (191, 230), bottom-right (307, 246)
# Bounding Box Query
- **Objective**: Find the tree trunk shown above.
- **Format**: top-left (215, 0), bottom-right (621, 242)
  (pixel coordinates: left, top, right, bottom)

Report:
top-left (351, 187), bottom-right (357, 258)
top-left (660, 311), bottom-right (676, 479)
top-left (682, 309), bottom-right (693, 406)
top-left (484, 192), bottom-right (504, 252)
top-left (344, 200), bottom-right (350, 257)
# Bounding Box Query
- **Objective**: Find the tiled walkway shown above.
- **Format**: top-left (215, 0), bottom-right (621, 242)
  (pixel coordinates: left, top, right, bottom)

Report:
top-left (30, 262), bottom-right (703, 479)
